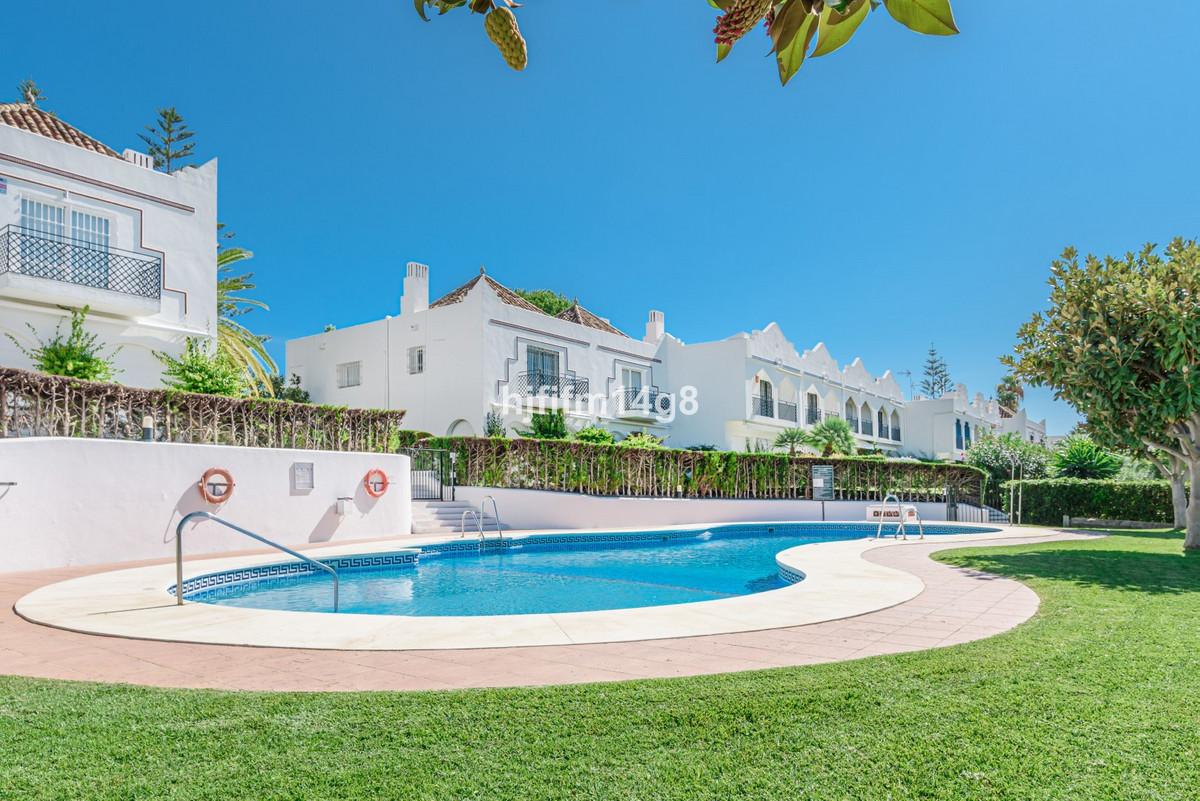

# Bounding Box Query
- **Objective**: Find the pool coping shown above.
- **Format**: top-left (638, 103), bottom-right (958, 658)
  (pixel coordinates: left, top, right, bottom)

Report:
top-left (14, 522), bottom-right (1040, 651)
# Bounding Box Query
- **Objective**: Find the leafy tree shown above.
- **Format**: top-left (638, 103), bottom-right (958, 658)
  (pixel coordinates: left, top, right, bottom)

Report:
top-left (139, 107), bottom-right (195, 172)
top-left (158, 338), bottom-right (246, 397)
top-left (263, 373), bottom-right (311, 403)
top-left (7, 306), bottom-right (119, 381)
top-left (1005, 239), bottom-right (1200, 547)
top-left (774, 427), bottom-right (808, 456)
top-left (514, 288), bottom-right (572, 317)
top-left (415, 0), bottom-right (958, 86)
top-left (618, 432), bottom-right (665, 449)
top-left (919, 343), bottom-right (952, 398)
top-left (484, 410), bottom-right (507, 438)
top-left (519, 410), bottom-right (569, 439)
top-left (801, 417), bottom-right (857, 457)
top-left (995, 373), bottom-right (1024, 414)
top-left (217, 247), bottom-right (278, 395)
top-left (1052, 435), bottom-right (1121, 480)
top-left (574, 425), bottom-right (616, 445)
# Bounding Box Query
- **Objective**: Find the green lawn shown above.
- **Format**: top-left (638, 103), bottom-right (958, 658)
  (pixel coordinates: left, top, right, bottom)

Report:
top-left (3, 530), bottom-right (1198, 800)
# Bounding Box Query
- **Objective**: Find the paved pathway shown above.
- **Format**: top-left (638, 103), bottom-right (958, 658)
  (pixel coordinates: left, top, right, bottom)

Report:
top-left (0, 532), bottom-right (1082, 692)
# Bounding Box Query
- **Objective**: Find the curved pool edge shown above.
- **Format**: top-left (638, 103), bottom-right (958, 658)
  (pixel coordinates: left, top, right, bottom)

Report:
top-left (14, 522), bottom-right (1045, 651)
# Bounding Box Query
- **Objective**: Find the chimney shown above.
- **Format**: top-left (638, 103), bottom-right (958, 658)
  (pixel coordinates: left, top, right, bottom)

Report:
top-left (401, 262), bottom-right (429, 316)
top-left (644, 309), bottom-right (665, 343)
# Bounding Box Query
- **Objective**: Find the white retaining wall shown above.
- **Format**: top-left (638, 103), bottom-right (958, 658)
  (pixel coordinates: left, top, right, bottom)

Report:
top-left (0, 438), bottom-right (411, 572)
top-left (455, 486), bottom-right (951, 531)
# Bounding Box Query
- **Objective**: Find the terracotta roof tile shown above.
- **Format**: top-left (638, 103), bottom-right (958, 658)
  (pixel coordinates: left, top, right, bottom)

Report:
top-left (429, 271), bottom-right (547, 314)
top-left (556, 301), bottom-right (627, 337)
top-left (0, 103), bottom-right (120, 158)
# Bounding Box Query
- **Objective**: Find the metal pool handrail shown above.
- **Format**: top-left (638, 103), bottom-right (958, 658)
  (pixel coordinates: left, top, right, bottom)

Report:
top-left (174, 510), bottom-right (340, 612)
top-left (481, 495), bottom-right (503, 541)
top-left (873, 493), bottom-right (925, 541)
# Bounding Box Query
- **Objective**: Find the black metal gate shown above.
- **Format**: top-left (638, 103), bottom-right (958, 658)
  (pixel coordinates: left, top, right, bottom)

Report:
top-left (403, 448), bottom-right (454, 501)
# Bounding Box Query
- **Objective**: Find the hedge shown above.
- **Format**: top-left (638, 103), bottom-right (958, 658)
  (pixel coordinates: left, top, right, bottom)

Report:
top-left (0, 367), bottom-right (428, 454)
top-left (423, 436), bottom-right (985, 501)
top-left (1002, 478), bottom-right (1174, 526)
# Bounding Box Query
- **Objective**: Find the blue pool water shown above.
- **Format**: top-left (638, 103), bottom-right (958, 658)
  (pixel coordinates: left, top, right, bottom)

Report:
top-left (183, 523), bottom-right (996, 617)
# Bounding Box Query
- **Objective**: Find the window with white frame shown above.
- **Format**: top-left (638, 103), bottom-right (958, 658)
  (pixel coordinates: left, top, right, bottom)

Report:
top-left (407, 346), bottom-right (425, 375)
top-left (336, 361), bottom-right (362, 388)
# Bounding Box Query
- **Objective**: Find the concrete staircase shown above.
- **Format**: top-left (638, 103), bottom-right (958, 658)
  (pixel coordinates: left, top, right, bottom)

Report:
top-left (411, 500), bottom-right (506, 536)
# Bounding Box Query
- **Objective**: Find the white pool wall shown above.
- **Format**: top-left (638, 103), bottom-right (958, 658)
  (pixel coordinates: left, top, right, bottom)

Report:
top-left (454, 486), bottom-right (958, 531)
top-left (0, 438), bottom-right (411, 572)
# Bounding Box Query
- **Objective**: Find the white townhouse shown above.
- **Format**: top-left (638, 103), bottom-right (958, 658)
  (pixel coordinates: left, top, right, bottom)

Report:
top-left (662, 323), bottom-right (908, 453)
top-left (286, 264), bottom-right (672, 439)
top-left (904, 383), bottom-right (1047, 461)
top-left (0, 103), bottom-right (217, 387)
top-left (288, 263), bottom-right (1053, 455)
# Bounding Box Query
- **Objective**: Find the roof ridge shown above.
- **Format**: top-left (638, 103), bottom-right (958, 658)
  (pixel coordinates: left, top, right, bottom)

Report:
top-left (0, 103), bottom-right (121, 158)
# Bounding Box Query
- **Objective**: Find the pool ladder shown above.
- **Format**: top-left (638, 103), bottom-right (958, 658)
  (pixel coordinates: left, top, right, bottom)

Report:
top-left (873, 493), bottom-right (925, 541)
top-left (460, 496), bottom-right (504, 543)
top-left (174, 510), bottom-right (339, 611)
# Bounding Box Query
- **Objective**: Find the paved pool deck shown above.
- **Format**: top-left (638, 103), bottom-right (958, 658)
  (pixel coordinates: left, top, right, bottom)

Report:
top-left (0, 528), bottom-right (1089, 691)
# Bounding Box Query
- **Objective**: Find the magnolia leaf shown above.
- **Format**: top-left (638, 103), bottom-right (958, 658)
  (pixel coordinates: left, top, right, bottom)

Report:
top-left (812, 0), bottom-right (870, 57)
top-left (716, 42), bottom-right (733, 63)
top-left (882, 0), bottom-right (958, 36)
top-left (415, 0), bottom-right (430, 21)
top-left (777, 13), bottom-right (818, 86)
top-left (769, 0), bottom-right (814, 52)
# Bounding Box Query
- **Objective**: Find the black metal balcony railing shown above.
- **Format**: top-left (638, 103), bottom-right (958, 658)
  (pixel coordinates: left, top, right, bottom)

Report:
top-left (751, 395), bottom-right (774, 418)
top-left (846, 415), bottom-right (859, 433)
top-left (0, 226), bottom-right (162, 299)
top-left (515, 371), bottom-right (590, 400)
top-left (892, 426), bottom-right (902, 441)
top-left (778, 400), bottom-right (798, 422)
top-left (615, 386), bottom-right (672, 416)
top-left (861, 420), bottom-right (874, 436)
top-left (806, 407), bottom-right (821, 425)
top-left (879, 424), bottom-right (890, 440)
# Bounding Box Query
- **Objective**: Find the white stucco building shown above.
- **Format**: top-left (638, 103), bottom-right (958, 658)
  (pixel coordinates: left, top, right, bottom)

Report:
top-left (0, 102), bottom-right (217, 387)
top-left (903, 384), bottom-right (1047, 461)
top-left (287, 263), bottom-right (1050, 456)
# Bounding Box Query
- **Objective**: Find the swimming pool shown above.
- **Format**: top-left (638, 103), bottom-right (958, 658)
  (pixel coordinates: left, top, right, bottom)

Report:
top-left (180, 522), bottom-right (997, 617)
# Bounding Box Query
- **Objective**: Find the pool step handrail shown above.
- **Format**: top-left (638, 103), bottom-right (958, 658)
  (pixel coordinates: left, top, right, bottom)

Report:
top-left (481, 495), bottom-right (503, 541)
top-left (873, 494), bottom-right (923, 541)
top-left (460, 508), bottom-right (484, 541)
top-left (174, 510), bottom-right (339, 612)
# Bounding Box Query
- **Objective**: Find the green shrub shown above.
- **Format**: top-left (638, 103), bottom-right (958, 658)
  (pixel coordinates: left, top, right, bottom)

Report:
top-left (158, 338), bottom-right (246, 396)
top-left (484, 411), bottom-right (507, 438)
top-left (7, 306), bottom-right (120, 381)
top-left (618, 432), bottom-right (664, 449)
top-left (967, 432), bottom-right (1052, 505)
top-left (1003, 478), bottom-right (1173, 526)
top-left (1052, 435), bottom-right (1121, 479)
top-left (574, 425), bottom-right (615, 445)
top-left (519, 410), bottom-right (569, 440)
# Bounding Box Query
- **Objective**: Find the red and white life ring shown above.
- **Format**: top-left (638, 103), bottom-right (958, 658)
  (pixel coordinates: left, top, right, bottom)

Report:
top-left (363, 468), bottom-right (389, 498)
top-left (198, 468), bottom-right (235, 504)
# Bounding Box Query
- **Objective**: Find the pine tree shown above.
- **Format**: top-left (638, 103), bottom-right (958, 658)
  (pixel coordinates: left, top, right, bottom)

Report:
top-left (920, 344), bottom-right (952, 398)
top-left (139, 108), bottom-right (196, 172)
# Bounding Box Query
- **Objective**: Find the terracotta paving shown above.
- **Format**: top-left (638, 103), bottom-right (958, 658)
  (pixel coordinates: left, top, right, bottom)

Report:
top-left (0, 532), bottom-right (1083, 692)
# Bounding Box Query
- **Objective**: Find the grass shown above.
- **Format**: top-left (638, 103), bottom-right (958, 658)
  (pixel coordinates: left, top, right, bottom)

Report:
top-left (2, 529), bottom-right (1199, 800)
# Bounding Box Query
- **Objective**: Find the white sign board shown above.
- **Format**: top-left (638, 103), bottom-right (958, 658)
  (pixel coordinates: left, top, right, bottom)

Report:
top-left (291, 462), bottom-right (315, 491)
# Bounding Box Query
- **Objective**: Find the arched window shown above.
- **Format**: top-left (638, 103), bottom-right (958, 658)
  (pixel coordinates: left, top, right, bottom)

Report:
top-left (890, 410), bottom-right (901, 441)
top-left (806, 392), bottom-right (820, 424)
top-left (845, 399), bottom-right (858, 431)
top-left (955, 419), bottom-right (964, 449)
top-left (877, 408), bottom-right (887, 438)
top-left (861, 402), bottom-right (872, 435)
top-left (964, 421), bottom-right (972, 448)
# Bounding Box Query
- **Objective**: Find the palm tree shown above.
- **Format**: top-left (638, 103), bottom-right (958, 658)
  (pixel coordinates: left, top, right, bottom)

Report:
top-left (774, 427), bottom-right (807, 456)
top-left (801, 418), bottom-right (857, 457)
top-left (217, 247), bottom-right (276, 395)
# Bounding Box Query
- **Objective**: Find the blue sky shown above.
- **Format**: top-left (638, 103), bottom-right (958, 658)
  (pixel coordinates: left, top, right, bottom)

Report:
top-left (5, 1), bottom-right (1199, 433)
